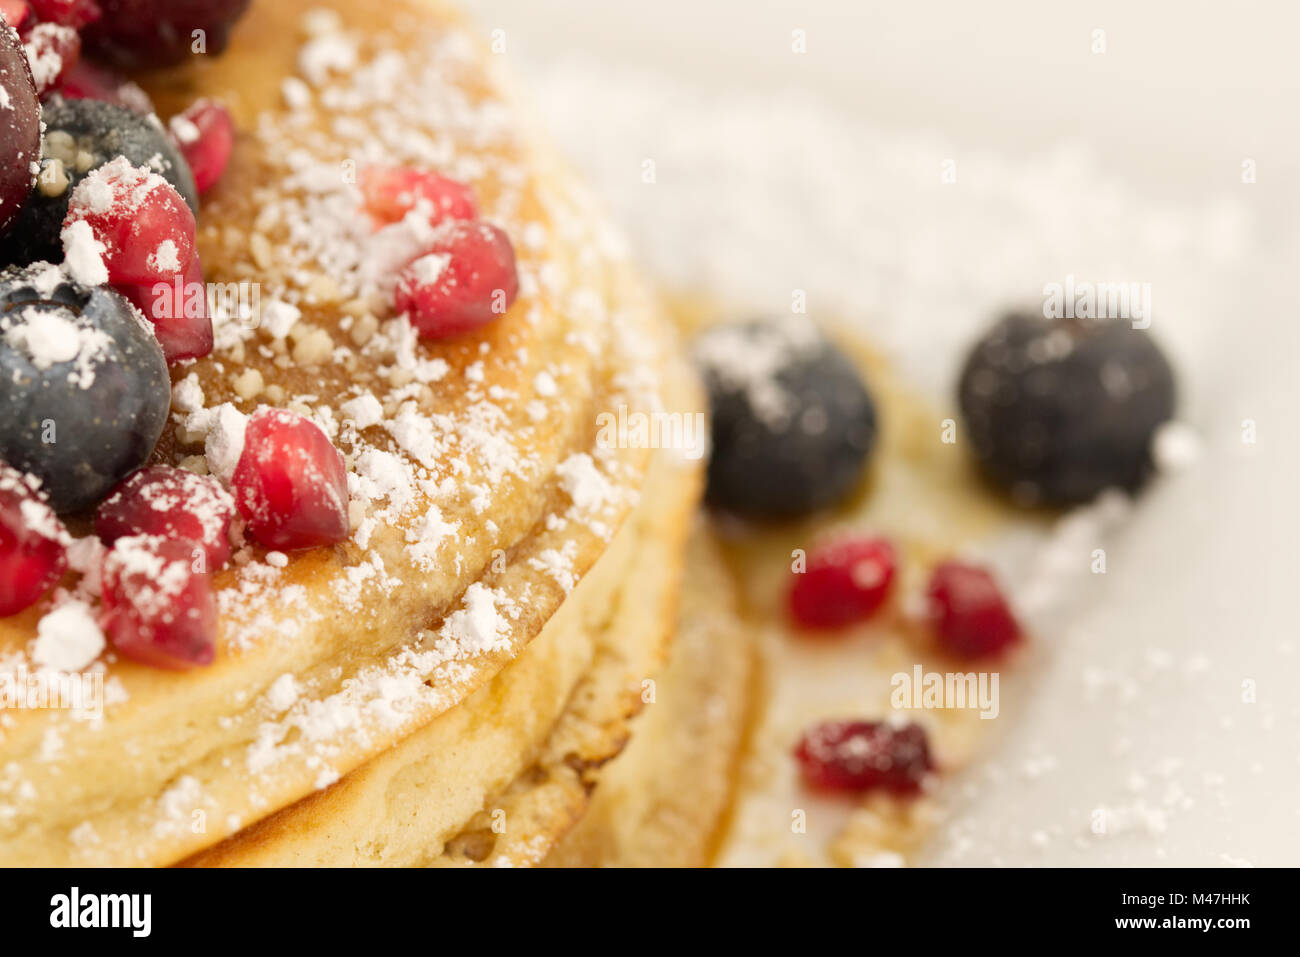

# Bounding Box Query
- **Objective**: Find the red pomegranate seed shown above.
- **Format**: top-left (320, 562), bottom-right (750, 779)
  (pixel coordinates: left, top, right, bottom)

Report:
top-left (22, 21), bottom-right (79, 96)
top-left (0, 1), bottom-right (29, 28)
top-left (118, 252), bottom-right (213, 363)
top-left (58, 56), bottom-right (153, 112)
top-left (794, 720), bottom-right (933, 794)
top-left (29, 0), bottom-right (100, 28)
top-left (96, 465), bottom-right (235, 571)
top-left (100, 534), bottom-right (216, 670)
top-left (394, 221), bottom-right (519, 338)
top-left (0, 465), bottom-right (68, 617)
top-left (63, 156), bottom-right (196, 286)
top-left (789, 535), bottom-right (896, 630)
top-left (170, 98), bottom-right (233, 194)
top-left (360, 165), bottom-right (476, 227)
top-left (232, 409), bottom-right (349, 551)
top-left (926, 560), bottom-right (1021, 659)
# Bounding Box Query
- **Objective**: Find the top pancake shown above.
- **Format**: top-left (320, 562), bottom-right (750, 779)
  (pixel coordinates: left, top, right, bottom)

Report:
top-left (0, 0), bottom-right (688, 864)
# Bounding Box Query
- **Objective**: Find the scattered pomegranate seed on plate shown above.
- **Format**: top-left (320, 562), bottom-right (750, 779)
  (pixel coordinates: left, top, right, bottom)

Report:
top-left (170, 98), bottom-right (234, 194)
top-left (95, 465), bottom-right (235, 571)
top-left (794, 720), bottom-right (933, 794)
top-left (232, 408), bottom-right (349, 551)
top-left (0, 465), bottom-right (69, 617)
top-left (789, 535), bottom-right (896, 630)
top-left (100, 534), bottom-right (216, 670)
top-left (926, 560), bottom-right (1021, 659)
top-left (360, 164), bottom-right (477, 227)
top-left (394, 220), bottom-right (519, 339)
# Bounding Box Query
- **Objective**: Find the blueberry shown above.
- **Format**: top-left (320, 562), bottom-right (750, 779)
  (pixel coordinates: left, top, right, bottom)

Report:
top-left (0, 97), bottom-right (199, 269)
top-left (0, 263), bottom-right (170, 513)
top-left (695, 318), bottom-right (877, 517)
top-left (958, 312), bottom-right (1176, 506)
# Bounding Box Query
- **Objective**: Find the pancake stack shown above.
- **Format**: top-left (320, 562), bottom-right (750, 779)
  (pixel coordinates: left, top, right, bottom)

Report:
top-left (0, 0), bottom-right (746, 866)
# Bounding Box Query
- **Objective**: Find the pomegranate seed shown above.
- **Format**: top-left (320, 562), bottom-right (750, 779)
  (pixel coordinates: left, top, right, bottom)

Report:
top-left (926, 560), bottom-right (1021, 659)
top-left (360, 165), bottom-right (476, 227)
top-left (23, 21), bottom-right (79, 96)
top-left (0, 1), bottom-right (29, 28)
top-left (794, 720), bottom-right (933, 794)
top-left (232, 409), bottom-right (349, 551)
top-left (117, 252), bottom-right (213, 363)
top-left (789, 535), bottom-right (896, 630)
top-left (100, 534), bottom-right (215, 670)
top-left (96, 465), bottom-right (235, 571)
top-left (63, 156), bottom-right (196, 286)
top-left (0, 465), bottom-right (68, 617)
top-left (394, 221), bottom-right (519, 338)
top-left (170, 98), bottom-right (233, 194)
top-left (58, 57), bottom-right (153, 112)
top-left (29, 0), bottom-right (100, 28)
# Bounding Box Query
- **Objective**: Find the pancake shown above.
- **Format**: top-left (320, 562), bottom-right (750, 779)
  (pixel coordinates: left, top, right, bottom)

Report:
top-left (0, 0), bottom-right (705, 866)
top-left (185, 356), bottom-right (703, 866)
top-left (541, 525), bottom-right (751, 868)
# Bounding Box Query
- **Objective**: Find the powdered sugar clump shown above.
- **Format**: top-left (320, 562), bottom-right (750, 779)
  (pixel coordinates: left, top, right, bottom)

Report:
top-left (59, 220), bottom-right (109, 287)
top-left (4, 309), bottom-right (81, 368)
top-left (1152, 420), bottom-right (1203, 472)
top-left (340, 393), bottom-right (383, 429)
top-left (438, 583), bottom-right (508, 655)
top-left (148, 240), bottom-right (182, 276)
top-left (407, 251), bottom-right (451, 285)
top-left (0, 298), bottom-right (114, 389)
top-left (171, 373), bottom-right (205, 413)
top-left (203, 404), bottom-right (249, 486)
top-left (31, 601), bottom-right (105, 672)
top-left (169, 114), bottom-right (200, 145)
top-left (556, 453), bottom-right (616, 512)
top-left (260, 299), bottom-right (301, 339)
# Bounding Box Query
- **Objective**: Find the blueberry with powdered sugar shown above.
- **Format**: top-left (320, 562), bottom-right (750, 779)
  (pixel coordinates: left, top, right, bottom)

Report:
top-left (0, 97), bottom-right (198, 269)
top-left (0, 262), bottom-right (170, 513)
top-left (958, 311), bottom-right (1176, 506)
top-left (694, 317), bottom-right (878, 517)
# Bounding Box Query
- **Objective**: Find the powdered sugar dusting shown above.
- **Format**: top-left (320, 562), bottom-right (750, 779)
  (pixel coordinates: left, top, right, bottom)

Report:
top-left (0, 292), bottom-right (115, 389)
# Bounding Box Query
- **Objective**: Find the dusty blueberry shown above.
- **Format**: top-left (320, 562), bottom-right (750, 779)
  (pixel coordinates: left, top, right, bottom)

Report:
top-left (695, 318), bottom-right (877, 517)
top-left (0, 264), bottom-right (170, 513)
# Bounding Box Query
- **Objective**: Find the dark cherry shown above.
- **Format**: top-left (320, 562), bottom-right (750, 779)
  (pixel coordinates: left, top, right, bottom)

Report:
top-left (86, 0), bottom-right (251, 69)
top-left (0, 19), bottom-right (41, 238)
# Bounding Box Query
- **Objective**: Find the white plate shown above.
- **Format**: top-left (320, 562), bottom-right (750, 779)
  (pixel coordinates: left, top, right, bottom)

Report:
top-left (475, 0), bottom-right (1300, 865)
